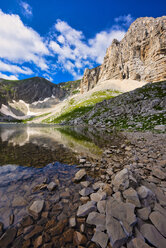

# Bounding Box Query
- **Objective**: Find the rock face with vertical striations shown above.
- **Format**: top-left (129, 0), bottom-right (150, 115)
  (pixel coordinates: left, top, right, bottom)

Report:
top-left (81, 16), bottom-right (166, 93)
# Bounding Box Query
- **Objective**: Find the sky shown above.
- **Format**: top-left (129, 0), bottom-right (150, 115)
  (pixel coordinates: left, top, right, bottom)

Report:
top-left (0, 0), bottom-right (165, 84)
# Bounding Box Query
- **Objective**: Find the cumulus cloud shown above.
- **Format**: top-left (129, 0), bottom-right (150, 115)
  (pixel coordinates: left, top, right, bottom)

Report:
top-left (49, 19), bottom-right (125, 78)
top-left (0, 72), bottom-right (18, 80)
top-left (114, 14), bottom-right (134, 27)
top-left (0, 60), bottom-right (33, 75)
top-left (19, 1), bottom-right (32, 17)
top-left (0, 9), bottom-right (49, 70)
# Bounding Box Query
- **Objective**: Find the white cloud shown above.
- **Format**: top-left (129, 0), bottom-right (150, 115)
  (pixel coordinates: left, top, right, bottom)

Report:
top-left (0, 9), bottom-right (49, 70)
top-left (49, 19), bottom-right (126, 78)
top-left (20, 1), bottom-right (32, 17)
top-left (0, 72), bottom-right (18, 80)
top-left (114, 14), bottom-right (134, 27)
top-left (0, 60), bottom-right (33, 75)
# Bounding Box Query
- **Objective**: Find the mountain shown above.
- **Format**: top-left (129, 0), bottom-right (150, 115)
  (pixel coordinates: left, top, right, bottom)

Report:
top-left (0, 77), bottom-right (66, 107)
top-left (81, 16), bottom-right (166, 93)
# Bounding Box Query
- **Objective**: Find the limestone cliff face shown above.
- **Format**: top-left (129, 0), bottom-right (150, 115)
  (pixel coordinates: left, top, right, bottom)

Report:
top-left (81, 16), bottom-right (166, 93)
top-left (80, 66), bottom-right (101, 93)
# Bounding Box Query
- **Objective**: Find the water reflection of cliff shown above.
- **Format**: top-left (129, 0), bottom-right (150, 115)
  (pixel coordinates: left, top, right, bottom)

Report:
top-left (0, 124), bottom-right (104, 167)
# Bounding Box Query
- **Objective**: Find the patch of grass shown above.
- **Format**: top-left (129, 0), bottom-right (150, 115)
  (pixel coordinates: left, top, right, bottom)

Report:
top-left (43, 89), bottom-right (120, 124)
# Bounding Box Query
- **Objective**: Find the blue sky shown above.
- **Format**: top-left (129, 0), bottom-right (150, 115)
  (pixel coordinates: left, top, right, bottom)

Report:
top-left (0, 0), bottom-right (165, 84)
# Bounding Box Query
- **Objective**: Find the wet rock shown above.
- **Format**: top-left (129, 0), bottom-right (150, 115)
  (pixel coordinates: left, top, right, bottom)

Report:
top-left (12, 196), bottom-right (27, 207)
top-left (123, 188), bottom-right (141, 207)
top-left (63, 228), bottom-right (74, 243)
top-left (73, 231), bottom-right (87, 245)
top-left (24, 225), bottom-right (43, 240)
top-left (97, 200), bottom-right (106, 214)
top-left (90, 191), bottom-right (106, 202)
top-left (0, 227), bottom-right (17, 247)
top-left (34, 235), bottom-right (43, 248)
top-left (48, 219), bottom-right (68, 236)
top-left (149, 211), bottom-right (166, 237)
top-left (73, 169), bottom-right (86, 182)
top-left (80, 181), bottom-right (91, 187)
top-left (86, 211), bottom-right (106, 227)
top-left (77, 201), bottom-right (97, 217)
top-left (47, 182), bottom-right (57, 191)
top-left (92, 231), bottom-right (108, 248)
top-left (79, 158), bottom-right (86, 164)
top-left (140, 224), bottom-right (166, 248)
top-left (9, 214), bottom-right (14, 226)
top-left (69, 216), bottom-right (76, 227)
top-left (128, 238), bottom-right (151, 248)
top-left (28, 200), bottom-right (44, 217)
top-left (112, 168), bottom-right (129, 192)
top-left (20, 215), bottom-right (33, 227)
top-left (79, 187), bottom-right (94, 197)
top-left (137, 207), bottom-right (151, 220)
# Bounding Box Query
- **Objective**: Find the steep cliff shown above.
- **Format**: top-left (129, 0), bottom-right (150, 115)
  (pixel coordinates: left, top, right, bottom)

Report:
top-left (81, 16), bottom-right (166, 93)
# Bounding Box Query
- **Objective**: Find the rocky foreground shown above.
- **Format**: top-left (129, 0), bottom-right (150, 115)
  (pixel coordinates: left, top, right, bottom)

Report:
top-left (0, 131), bottom-right (166, 247)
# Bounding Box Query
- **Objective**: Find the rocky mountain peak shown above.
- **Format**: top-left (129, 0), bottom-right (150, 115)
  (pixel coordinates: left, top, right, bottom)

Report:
top-left (81, 16), bottom-right (166, 93)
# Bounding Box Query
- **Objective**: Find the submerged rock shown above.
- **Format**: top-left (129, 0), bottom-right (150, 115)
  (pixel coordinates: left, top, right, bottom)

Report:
top-left (28, 200), bottom-right (44, 217)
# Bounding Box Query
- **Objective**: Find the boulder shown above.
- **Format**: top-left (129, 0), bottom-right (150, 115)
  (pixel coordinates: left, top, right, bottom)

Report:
top-left (123, 188), bottom-right (141, 207)
top-left (112, 168), bottom-right (129, 192)
top-left (90, 191), bottom-right (106, 202)
top-left (149, 211), bottom-right (166, 237)
top-left (73, 169), bottom-right (86, 182)
top-left (47, 182), bottom-right (57, 191)
top-left (79, 187), bottom-right (94, 197)
top-left (77, 201), bottom-right (97, 217)
top-left (92, 231), bottom-right (108, 248)
top-left (137, 207), bottom-right (151, 220)
top-left (140, 224), bottom-right (166, 248)
top-left (97, 200), bottom-right (106, 214)
top-left (128, 238), bottom-right (151, 248)
top-left (86, 211), bottom-right (106, 227)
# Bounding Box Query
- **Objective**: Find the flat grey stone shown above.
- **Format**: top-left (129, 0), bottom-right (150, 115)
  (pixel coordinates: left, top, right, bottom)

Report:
top-left (92, 231), bottom-right (108, 248)
top-left (137, 207), bottom-right (151, 220)
top-left (123, 188), bottom-right (141, 207)
top-left (90, 191), bottom-right (106, 202)
top-left (86, 211), bottom-right (105, 227)
top-left (79, 187), bottom-right (94, 196)
top-left (112, 168), bottom-right (129, 192)
top-left (92, 182), bottom-right (105, 191)
top-left (47, 182), bottom-right (57, 191)
top-left (77, 201), bottom-right (96, 217)
top-left (153, 203), bottom-right (166, 217)
top-left (28, 200), bottom-right (44, 217)
top-left (149, 211), bottom-right (166, 237)
top-left (152, 167), bottom-right (166, 180)
top-left (97, 200), bottom-right (106, 214)
top-left (112, 191), bottom-right (123, 202)
top-left (128, 238), bottom-right (151, 248)
top-left (140, 224), bottom-right (166, 248)
top-left (106, 215), bottom-right (128, 248)
top-left (73, 169), bottom-right (86, 182)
